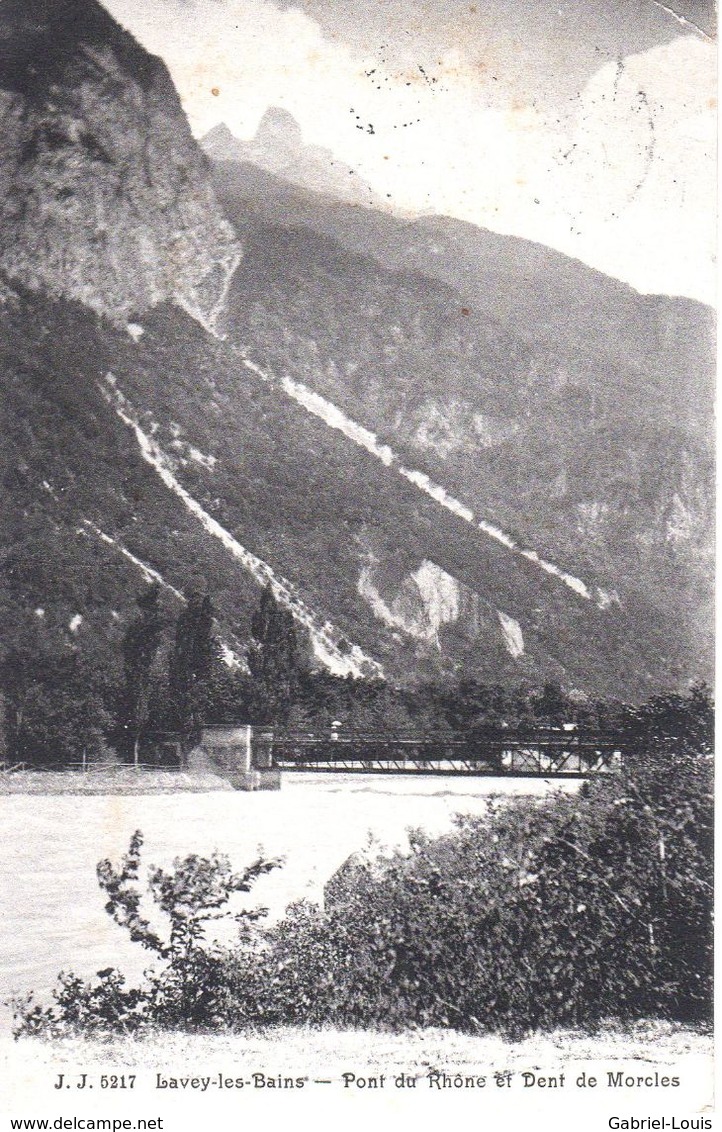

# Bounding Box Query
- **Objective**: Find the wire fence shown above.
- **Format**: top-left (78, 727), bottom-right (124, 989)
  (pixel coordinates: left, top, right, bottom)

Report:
top-left (0, 759), bottom-right (184, 774)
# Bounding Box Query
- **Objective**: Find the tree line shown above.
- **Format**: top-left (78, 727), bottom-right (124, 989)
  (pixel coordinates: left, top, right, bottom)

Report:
top-left (0, 581), bottom-right (712, 768)
top-left (0, 584), bottom-right (295, 767)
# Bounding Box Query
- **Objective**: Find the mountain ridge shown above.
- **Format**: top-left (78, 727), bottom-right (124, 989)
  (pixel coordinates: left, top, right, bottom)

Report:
top-left (209, 151), bottom-right (714, 408)
top-left (0, 4), bottom-right (712, 706)
top-left (202, 111), bottom-right (381, 208)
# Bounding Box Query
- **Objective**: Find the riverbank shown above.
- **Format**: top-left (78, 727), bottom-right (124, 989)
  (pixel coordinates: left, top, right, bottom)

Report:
top-left (0, 769), bottom-right (234, 794)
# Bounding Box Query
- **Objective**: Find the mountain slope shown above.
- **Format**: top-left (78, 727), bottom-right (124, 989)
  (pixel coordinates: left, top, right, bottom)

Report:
top-left (218, 217), bottom-right (712, 644)
top-left (2, 279), bottom-right (702, 698)
top-left (210, 152), bottom-right (714, 415)
top-left (204, 158), bottom-right (713, 684)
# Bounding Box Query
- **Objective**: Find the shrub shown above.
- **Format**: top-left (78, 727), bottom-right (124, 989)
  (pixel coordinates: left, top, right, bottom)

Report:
top-left (12, 831), bottom-right (281, 1037)
top-left (13, 970), bottom-right (150, 1039)
top-left (236, 689), bottom-right (713, 1035)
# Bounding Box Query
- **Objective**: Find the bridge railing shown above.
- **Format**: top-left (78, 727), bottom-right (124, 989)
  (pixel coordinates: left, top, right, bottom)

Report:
top-left (269, 729), bottom-right (623, 777)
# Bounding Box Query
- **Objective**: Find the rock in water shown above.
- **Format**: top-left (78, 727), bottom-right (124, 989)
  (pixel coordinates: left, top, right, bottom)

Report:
top-left (0, 0), bottom-right (240, 330)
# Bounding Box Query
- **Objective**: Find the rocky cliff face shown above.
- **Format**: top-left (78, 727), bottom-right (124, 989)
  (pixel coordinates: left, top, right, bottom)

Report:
top-left (357, 555), bottom-right (534, 668)
top-left (0, 0), bottom-right (240, 330)
top-left (358, 558), bottom-right (461, 646)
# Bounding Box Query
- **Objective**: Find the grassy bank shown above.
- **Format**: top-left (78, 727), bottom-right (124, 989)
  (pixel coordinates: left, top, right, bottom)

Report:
top-left (0, 770), bottom-right (234, 795)
top-left (3, 1018), bottom-right (712, 1074)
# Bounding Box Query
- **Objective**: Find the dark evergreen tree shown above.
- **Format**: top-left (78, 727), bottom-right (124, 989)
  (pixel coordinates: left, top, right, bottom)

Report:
top-left (168, 591), bottom-right (216, 734)
top-left (533, 680), bottom-right (569, 726)
top-left (121, 584), bottom-right (166, 766)
top-left (247, 586), bottom-right (302, 724)
top-left (202, 664), bottom-right (254, 726)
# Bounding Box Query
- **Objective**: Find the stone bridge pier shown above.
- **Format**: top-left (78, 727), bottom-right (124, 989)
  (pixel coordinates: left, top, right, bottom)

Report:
top-left (187, 725), bottom-right (280, 790)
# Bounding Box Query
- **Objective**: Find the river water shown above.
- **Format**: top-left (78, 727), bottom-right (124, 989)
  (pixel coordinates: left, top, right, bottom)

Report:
top-left (0, 773), bottom-right (576, 1028)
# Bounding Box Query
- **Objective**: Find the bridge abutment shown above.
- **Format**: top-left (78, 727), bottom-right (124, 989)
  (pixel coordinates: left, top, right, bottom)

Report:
top-left (186, 725), bottom-right (280, 790)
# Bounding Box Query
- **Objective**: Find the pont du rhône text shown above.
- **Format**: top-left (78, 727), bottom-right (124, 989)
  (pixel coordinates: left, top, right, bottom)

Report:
top-left (153, 1070), bottom-right (681, 1091)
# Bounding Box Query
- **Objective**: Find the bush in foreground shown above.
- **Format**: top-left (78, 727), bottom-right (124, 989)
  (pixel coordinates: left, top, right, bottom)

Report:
top-left (225, 689), bottom-right (714, 1035)
top-left (13, 832), bottom-right (281, 1037)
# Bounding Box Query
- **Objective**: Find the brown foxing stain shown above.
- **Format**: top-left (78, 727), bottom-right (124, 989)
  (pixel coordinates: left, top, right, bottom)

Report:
top-left (211, 87), bottom-right (220, 97)
top-left (399, 69), bottom-right (425, 86)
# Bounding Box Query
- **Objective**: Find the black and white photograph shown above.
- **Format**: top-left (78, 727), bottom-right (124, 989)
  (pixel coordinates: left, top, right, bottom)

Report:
top-left (0, 0), bottom-right (715, 1128)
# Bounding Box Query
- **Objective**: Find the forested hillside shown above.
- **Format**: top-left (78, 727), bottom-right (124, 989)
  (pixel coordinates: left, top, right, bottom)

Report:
top-left (0, 1), bottom-right (714, 768)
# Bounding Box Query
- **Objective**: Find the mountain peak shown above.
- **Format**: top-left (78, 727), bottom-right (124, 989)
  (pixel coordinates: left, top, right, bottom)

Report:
top-left (0, 0), bottom-right (240, 330)
top-left (204, 122), bottom-right (237, 147)
top-left (203, 109), bottom-right (304, 166)
top-left (255, 106), bottom-right (304, 154)
top-left (202, 110), bottom-right (379, 207)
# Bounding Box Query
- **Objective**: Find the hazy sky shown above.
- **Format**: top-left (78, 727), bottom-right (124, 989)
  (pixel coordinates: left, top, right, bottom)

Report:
top-left (102, 0), bottom-right (716, 302)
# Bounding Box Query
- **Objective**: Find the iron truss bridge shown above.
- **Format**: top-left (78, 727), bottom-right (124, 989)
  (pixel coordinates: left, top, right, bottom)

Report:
top-left (271, 731), bottom-right (623, 778)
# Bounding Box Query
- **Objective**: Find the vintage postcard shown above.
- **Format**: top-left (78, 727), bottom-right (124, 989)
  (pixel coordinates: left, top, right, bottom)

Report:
top-left (0, 1), bottom-right (715, 1130)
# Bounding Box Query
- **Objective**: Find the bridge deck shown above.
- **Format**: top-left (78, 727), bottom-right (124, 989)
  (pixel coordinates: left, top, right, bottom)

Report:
top-left (269, 733), bottom-right (622, 777)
